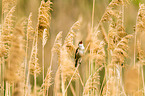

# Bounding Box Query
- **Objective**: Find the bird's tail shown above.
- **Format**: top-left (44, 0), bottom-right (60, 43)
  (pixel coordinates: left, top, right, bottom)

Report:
top-left (75, 59), bottom-right (78, 67)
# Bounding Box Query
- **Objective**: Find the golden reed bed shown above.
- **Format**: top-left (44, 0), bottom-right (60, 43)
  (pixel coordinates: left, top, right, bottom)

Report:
top-left (0, 0), bottom-right (145, 96)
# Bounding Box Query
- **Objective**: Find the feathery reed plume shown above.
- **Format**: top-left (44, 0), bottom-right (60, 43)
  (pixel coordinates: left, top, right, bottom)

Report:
top-left (102, 71), bottom-right (121, 96)
top-left (18, 18), bottom-right (27, 35)
top-left (87, 29), bottom-right (106, 67)
top-left (51, 31), bottom-right (62, 66)
top-left (108, 12), bottom-right (132, 65)
top-left (100, 24), bottom-right (108, 43)
top-left (24, 13), bottom-right (35, 96)
top-left (103, 63), bottom-right (125, 95)
top-left (64, 17), bottom-right (82, 52)
top-left (134, 4), bottom-right (145, 66)
top-left (51, 32), bottom-right (62, 96)
top-left (99, 0), bottom-right (124, 23)
top-left (0, 42), bottom-right (7, 57)
top-left (42, 28), bottom-right (48, 90)
top-left (40, 67), bottom-right (52, 96)
top-left (83, 66), bottom-right (104, 96)
top-left (111, 35), bottom-right (132, 65)
top-left (106, 3), bottom-right (132, 96)
top-left (61, 46), bottom-right (79, 83)
top-left (85, 25), bottom-right (106, 96)
top-left (29, 35), bottom-right (41, 95)
top-left (0, 26), bottom-right (4, 57)
top-left (52, 31), bottom-right (63, 53)
top-left (27, 13), bottom-right (35, 41)
top-left (124, 66), bottom-right (142, 95)
top-left (137, 41), bottom-right (145, 95)
top-left (54, 66), bottom-right (62, 96)
top-left (52, 31), bottom-right (63, 96)
top-left (4, 25), bottom-right (25, 96)
top-left (93, 0), bottom-right (129, 42)
top-left (42, 29), bottom-right (48, 47)
top-left (60, 18), bottom-right (82, 95)
top-left (62, 18), bottom-right (82, 79)
top-left (29, 39), bottom-right (41, 76)
top-left (4, 23), bottom-right (25, 82)
top-left (1, 6), bottom-right (15, 58)
top-left (2, 0), bottom-right (17, 14)
top-left (37, 0), bottom-right (52, 38)
top-left (137, 41), bottom-right (145, 63)
top-left (39, 1), bottom-right (52, 86)
top-left (136, 4), bottom-right (145, 34)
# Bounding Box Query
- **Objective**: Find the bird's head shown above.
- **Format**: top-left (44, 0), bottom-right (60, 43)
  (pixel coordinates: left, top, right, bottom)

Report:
top-left (78, 41), bottom-right (83, 45)
top-left (78, 41), bottom-right (84, 49)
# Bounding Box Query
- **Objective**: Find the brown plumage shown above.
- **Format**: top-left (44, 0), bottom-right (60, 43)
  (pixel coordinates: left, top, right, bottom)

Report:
top-left (75, 41), bottom-right (84, 67)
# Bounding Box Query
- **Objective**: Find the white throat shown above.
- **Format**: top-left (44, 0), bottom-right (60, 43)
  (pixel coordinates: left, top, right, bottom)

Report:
top-left (79, 44), bottom-right (85, 50)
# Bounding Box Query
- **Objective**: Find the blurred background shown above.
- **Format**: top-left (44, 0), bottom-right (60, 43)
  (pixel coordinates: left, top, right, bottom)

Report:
top-left (1, 0), bottom-right (145, 95)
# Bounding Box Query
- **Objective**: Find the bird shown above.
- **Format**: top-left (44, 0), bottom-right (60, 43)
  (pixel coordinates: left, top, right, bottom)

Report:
top-left (75, 41), bottom-right (85, 67)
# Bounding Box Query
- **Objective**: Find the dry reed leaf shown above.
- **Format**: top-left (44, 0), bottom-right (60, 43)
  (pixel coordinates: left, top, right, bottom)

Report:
top-left (37, 0), bottom-right (52, 38)
top-left (124, 66), bottom-right (143, 95)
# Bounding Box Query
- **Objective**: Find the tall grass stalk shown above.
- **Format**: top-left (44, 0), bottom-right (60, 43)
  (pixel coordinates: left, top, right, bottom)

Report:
top-left (63, 64), bottom-right (80, 95)
top-left (42, 29), bottom-right (48, 96)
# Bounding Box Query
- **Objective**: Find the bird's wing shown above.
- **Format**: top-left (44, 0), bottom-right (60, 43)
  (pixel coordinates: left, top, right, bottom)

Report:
top-left (75, 48), bottom-right (79, 59)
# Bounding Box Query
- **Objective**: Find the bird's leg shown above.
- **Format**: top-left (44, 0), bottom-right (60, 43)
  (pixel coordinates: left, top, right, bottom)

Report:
top-left (79, 58), bottom-right (82, 64)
